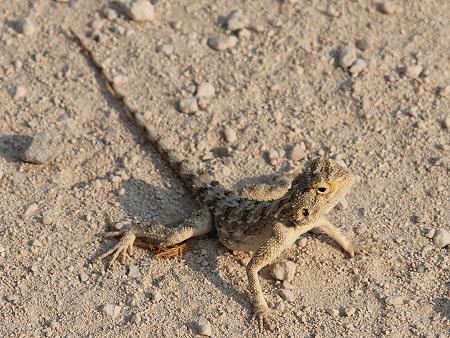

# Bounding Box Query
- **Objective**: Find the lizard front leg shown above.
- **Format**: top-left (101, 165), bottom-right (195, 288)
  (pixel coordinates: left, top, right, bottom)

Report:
top-left (246, 222), bottom-right (314, 332)
top-left (314, 216), bottom-right (355, 257)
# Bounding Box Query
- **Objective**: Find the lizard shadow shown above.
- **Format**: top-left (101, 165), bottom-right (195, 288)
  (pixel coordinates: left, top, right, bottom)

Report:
top-left (116, 177), bottom-right (251, 311)
top-left (433, 297), bottom-right (450, 320)
top-left (0, 133), bottom-right (33, 162)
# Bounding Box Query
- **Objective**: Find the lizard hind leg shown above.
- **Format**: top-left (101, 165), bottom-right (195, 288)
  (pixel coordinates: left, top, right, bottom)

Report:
top-left (96, 209), bottom-right (214, 265)
top-left (148, 209), bottom-right (214, 258)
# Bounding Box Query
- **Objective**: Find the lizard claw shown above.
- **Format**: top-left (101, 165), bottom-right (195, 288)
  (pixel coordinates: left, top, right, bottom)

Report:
top-left (255, 308), bottom-right (277, 332)
top-left (95, 231), bottom-right (136, 267)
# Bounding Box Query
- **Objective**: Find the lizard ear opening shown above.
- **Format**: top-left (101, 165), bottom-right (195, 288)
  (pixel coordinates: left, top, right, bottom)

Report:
top-left (316, 182), bottom-right (331, 195)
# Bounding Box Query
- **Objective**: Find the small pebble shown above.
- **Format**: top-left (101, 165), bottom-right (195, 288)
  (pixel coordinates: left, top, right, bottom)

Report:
top-left (279, 289), bottom-right (296, 302)
top-left (128, 0), bottom-right (154, 21)
top-left (385, 295), bottom-right (404, 306)
top-left (157, 44), bottom-right (174, 56)
top-left (196, 317), bottom-right (212, 336)
top-left (131, 312), bottom-right (142, 324)
top-left (405, 64), bottom-right (422, 79)
top-left (17, 18), bottom-right (36, 36)
top-left (79, 272), bottom-right (89, 282)
top-left (102, 7), bottom-right (118, 20)
top-left (148, 288), bottom-right (162, 303)
top-left (343, 306), bottom-right (356, 317)
top-left (128, 265), bottom-right (141, 279)
top-left (237, 28), bottom-right (251, 39)
top-left (266, 149), bottom-right (279, 164)
top-left (433, 229), bottom-right (450, 248)
top-left (338, 45), bottom-right (357, 69)
top-left (0, 246), bottom-right (5, 253)
top-left (269, 260), bottom-right (296, 282)
top-left (289, 143), bottom-right (307, 161)
top-left (355, 38), bottom-right (370, 51)
top-left (443, 116), bottom-right (450, 129)
top-left (424, 228), bottom-right (435, 239)
top-left (102, 304), bottom-right (121, 319)
top-left (222, 126), bottom-right (237, 143)
top-left (13, 85), bottom-right (27, 100)
top-left (196, 82), bottom-right (215, 98)
top-left (207, 34), bottom-right (238, 51)
top-left (440, 84), bottom-right (450, 97)
top-left (335, 198), bottom-right (348, 210)
top-left (226, 10), bottom-right (248, 31)
top-left (22, 131), bottom-right (62, 164)
top-left (326, 308), bottom-right (340, 317)
top-left (23, 203), bottom-right (38, 220)
top-left (378, 1), bottom-right (397, 15)
top-left (179, 96), bottom-right (198, 113)
top-left (349, 58), bottom-right (367, 76)
top-left (296, 237), bottom-right (308, 248)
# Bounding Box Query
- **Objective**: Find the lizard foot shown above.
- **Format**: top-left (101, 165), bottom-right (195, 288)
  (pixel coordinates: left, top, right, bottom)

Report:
top-left (255, 308), bottom-right (277, 333)
top-left (95, 231), bottom-right (136, 266)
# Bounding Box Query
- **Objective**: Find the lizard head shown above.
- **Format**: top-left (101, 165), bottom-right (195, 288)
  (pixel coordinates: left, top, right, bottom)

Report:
top-left (288, 157), bottom-right (354, 226)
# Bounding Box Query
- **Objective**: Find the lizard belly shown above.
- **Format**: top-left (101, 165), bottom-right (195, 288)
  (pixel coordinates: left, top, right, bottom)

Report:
top-left (216, 220), bottom-right (273, 252)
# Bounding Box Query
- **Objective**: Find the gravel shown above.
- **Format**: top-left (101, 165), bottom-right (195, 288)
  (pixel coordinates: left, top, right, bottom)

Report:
top-left (179, 96), bottom-right (198, 113)
top-left (279, 289), bottom-right (296, 302)
top-left (22, 131), bottom-right (62, 164)
top-left (432, 229), bottom-right (450, 248)
top-left (378, 1), bottom-right (397, 15)
top-left (269, 260), bottom-right (296, 282)
top-left (127, 0), bottom-right (154, 21)
top-left (405, 64), bottom-right (423, 79)
top-left (207, 34), bottom-right (238, 51)
top-left (289, 143), bottom-right (307, 161)
top-left (102, 304), bottom-right (122, 319)
top-left (385, 295), bottom-right (404, 306)
top-left (222, 126), bottom-right (237, 143)
top-left (338, 45), bottom-right (357, 69)
top-left (226, 10), bottom-right (248, 31)
top-left (196, 82), bottom-right (215, 98)
top-left (196, 317), bottom-right (212, 336)
top-left (13, 85), bottom-right (27, 100)
top-left (17, 18), bottom-right (36, 36)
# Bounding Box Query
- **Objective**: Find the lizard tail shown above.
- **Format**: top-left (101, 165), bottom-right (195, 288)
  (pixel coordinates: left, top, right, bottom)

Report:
top-left (69, 28), bottom-right (205, 194)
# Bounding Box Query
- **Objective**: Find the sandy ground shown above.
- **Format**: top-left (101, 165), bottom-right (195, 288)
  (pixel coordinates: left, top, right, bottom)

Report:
top-left (0, 0), bottom-right (449, 337)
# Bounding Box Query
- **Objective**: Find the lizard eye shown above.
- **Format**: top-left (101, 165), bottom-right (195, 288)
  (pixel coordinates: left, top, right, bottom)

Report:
top-left (316, 183), bottom-right (331, 194)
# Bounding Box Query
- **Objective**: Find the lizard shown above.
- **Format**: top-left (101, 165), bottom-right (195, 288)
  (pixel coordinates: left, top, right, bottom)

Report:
top-left (70, 29), bottom-right (358, 332)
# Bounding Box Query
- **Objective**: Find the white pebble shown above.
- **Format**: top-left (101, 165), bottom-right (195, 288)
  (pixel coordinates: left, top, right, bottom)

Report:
top-left (279, 289), bottom-right (296, 302)
top-left (196, 82), bottom-right (215, 98)
top-left (157, 44), bottom-right (174, 56)
top-left (102, 304), bottom-right (121, 319)
top-left (343, 306), bottom-right (356, 316)
top-left (433, 229), bottom-right (450, 248)
top-left (196, 318), bottom-right (212, 336)
top-left (440, 84), bottom-right (450, 97)
top-left (226, 10), bottom-right (248, 31)
top-left (128, 0), bottom-right (154, 21)
top-left (349, 58), bottom-right (367, 76)
top-left (222, 126), bottom-right (237, 143)
top-left (103, 7), bottom-right (118, 20)
top-left (128, 265), bottom-right (141, 279)
top-left (23, 203), bottom-right (38, 220)
top-left (385, 295), bottom-right (404, 306)
top-left (289, 143), bottom-right (306, 161)
top-left (378, 1), bottom-right (397, 14)
top-left (207, 34), bottom-right (238, 51)
top-left (17, 18), bottom-right (36, 36)
top-left (405, 64), bottom-right (422, 79)
top-left (13, 85), bottom-right (27, 100)
top-left (338, 45), bottom-right (357, 69)
top-left (79, 272), bottom-right (89, 282)
top-left (179, 96), bottom-right (198, 113)
top-left (443, 116), bottom-right (450, 129)
top-left (269, 260), bottom-right (296, 282)
top-left (326, 308), bottom-right (340, 317)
